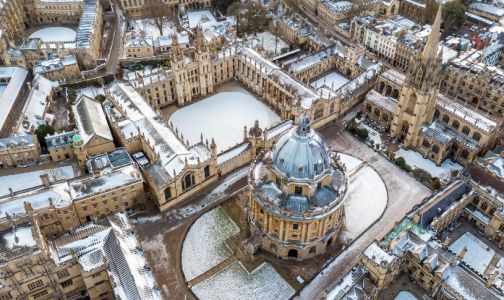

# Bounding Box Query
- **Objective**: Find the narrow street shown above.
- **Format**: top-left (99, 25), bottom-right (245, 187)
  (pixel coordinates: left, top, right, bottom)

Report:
top-left (106, 0), bottom-right (125, 75)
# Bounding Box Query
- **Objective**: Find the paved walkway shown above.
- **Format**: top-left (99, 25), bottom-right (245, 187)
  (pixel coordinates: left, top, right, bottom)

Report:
top-left (296, 125), bottom-right (432, 299)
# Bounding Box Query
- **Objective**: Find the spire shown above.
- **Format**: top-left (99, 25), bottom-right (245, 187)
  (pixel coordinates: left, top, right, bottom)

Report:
top-left (422, 2), bottom-right (442, 60)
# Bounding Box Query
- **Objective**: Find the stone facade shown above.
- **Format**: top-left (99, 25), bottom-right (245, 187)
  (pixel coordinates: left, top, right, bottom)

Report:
top-left (248, 116), bottom-right (346, 260)
top-left (362, 6), bottom-right (501, 166)
top-left (0, 135), bottom-right (41, 167)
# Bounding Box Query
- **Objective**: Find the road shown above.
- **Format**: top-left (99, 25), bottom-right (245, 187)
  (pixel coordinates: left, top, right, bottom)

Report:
top-left (295, 125), bottom-right (432, 299)
top-left (106, 0), bottom-right (124, 75)
top-left (294, 4), bottom-right (351, 45)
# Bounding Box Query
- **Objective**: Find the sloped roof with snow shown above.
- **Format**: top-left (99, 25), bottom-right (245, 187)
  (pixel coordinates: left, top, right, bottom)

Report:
top-left (52, 213), bottom-right (163, 299)
top-left (0, 67), bottom-right (29, 132)
top-left (436, 94), bottom-right (498, 133)
top-left (73, 95), bottom-right (113, 144)
top-left (106, 83), bottom-right (212, 185)
top-left (16, 74), bottom-right (57, 135)
top-left (75, 0), bottom-right (100, 49)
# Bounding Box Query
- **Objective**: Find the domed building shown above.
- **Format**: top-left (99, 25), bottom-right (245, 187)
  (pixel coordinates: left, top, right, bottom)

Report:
top-left (248, 116), bottom-right (347, 260)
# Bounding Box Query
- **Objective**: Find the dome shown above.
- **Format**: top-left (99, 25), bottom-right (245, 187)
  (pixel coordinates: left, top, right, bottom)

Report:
top-left (72, 134), bottom-right (81, 143)
top-left (272, 116), bottom-right (331, 179)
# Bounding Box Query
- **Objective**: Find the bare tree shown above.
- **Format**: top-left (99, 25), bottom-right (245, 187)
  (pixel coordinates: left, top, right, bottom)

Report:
top-left (141, 0), bottom-right (173, 36)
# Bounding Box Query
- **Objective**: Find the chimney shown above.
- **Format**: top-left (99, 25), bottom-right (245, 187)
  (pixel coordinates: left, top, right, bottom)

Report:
top-left (457, 246), bottom-right (468, 262)
top-left (40, 174), bottom-right (50, 187)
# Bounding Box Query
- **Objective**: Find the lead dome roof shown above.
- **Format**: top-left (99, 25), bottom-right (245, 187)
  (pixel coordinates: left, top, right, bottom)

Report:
top-left (272, 116), bottom-right (331, 180)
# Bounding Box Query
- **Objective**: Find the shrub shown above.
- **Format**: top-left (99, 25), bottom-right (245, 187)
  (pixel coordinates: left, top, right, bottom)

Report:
top-left (354, 128), bottom-right (369, 141)
top-left (432, 178), bottom-right (441, 190)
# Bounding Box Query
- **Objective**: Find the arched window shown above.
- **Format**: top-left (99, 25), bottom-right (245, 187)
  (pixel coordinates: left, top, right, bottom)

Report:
top-left (422, 139), bottom-right (431, 148)
top-left (442, 115), bottom-right (450, 123)
top-left (382, 114), bottom-right (388, 121)
top-left (401, 121), bottom-right (409, 134)
top-left (472, 132), bottom-right (481, 142)
top-left (392, 89), bottom-right (399, 99)
top-left (204, 165), bottom-right (210, 178)
top-left (330, 103), bottom-right (335, 113)
top-left (433, 109), bottom-right (440, 119)
top-left (462, 126), bottom-right (470, 135)
top-left (386, 85), bottom-right (392, 96)
top-left (432, 145), bottom-right (440, 154)
top-left (182, 173), bottom-right (195, 190)
top-left (314, 106), bottom-right (324, 120)
top-left (366, 104), bottom-right (372, 112)
top-left (451, 120), bottom-right (460, 130)
top-left (379, 82), bottom-right (385, 93)
top-left (374, 108), bottom-right (381, 117)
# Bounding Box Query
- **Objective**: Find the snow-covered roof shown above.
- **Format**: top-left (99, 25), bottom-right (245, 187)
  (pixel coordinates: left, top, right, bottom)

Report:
top-left (15, 75), bottom-right (57, 135)
top-left (34, 55), bottom-right (78, 74)
top-left (52, 213), bottom-right (163, 299)
top-left (106, 83), bottom-right (212, 185)
top-left (0, 67), bottom-right (29, 132)
top-left (469, 2), bottom-right (504, 17)
top-left (363, 241), bottom-right (396, 266)
top-left (0, 225), bottom-right (38, 264)
top-left (73, 95), bottom-right (113, 144)
top-left (75, 0), bottom-right (100, 49)
top-left (436, 94), bottom-right (498, 133)
top-left (69, 165), bottom-right (142, 199)
top-left (45, 130), bottom-right (79, 150)
top-left (365, 89), bottom-right (397, 113)
top-left (286, 44), bottom-right (347, 73)
top-left (0, 135), bottom-right (36, 150)
top-left (239, 47), bottom-right (320, 109)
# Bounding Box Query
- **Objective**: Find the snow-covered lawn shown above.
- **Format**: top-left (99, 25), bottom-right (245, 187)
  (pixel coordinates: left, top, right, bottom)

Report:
top-left (130, 19), bottom-right (176, 39)
top-left (186, 10), bottom-right (217, 28)
top-left (0, 166), bottom-right (75, 197)
top-left (169, 89), bottom-right (280, 153)
top-left (395, 148), bottom-right (463, 181)
top-left (310, 71), bottom-right (350, 91)
top-left (192, 261), bottom-right (295, 300)
top-left (29, 27), bottom-right (76, 42)
top-left (449, 232), bottom-right (495, 275)
top-left (247, 31), bottom-right (289, 56)
top-left (182, 206), bottom-right (239, 281)
top-left (339, 153), bottom-right (387, 239)
top-left (394, 291), bottom-right (417, 300)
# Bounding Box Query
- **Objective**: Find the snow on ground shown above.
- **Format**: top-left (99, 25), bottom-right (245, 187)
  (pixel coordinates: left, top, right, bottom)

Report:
top-left (247, 31), bottom-right (289, 56)
top-left (395, 148), bottom-right (463, 181)
top-left (77, 86), bottom-right (105, 98)
top-left (338, 152), bottom-right (362, 172)
top-left (394, 291), bottom-right (417, 300)
top-left (339, 153), bottom-right (387, 239)
top-left (310, 71), bottom-right (350, 91)
top-left (192, 261), bottom-right (295, 300)
top-left (29, 27), bottom-right (76, 42)
top-left (357, 123), bottom-right (383, 148)
top-left (0, 166), bottom-right (75, 197)
top-left (182, 206), bottom-right (239, 281)
top-left (449, 232), bottom-right (495, 274)
top-left (164, 168), bottom-right (247, 222)
top-left (130, 19), bottom-right (176, 39)
top-left (169, 89), bottom-right (280, 153)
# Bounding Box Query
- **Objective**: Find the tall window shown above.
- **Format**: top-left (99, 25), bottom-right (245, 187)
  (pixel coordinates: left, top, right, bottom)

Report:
top-left (204, 165), bottom-right (210, 178)
top-left (294, 186), bottom-right (303, 195)
top-left (164, 187), bottom-right (172, 200)
top-left (182, 173), bottom-right (195, 190)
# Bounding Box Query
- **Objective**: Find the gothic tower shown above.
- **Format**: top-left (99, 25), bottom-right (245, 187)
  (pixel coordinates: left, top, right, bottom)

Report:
top-left (194, 26), bottom-right (214, 97)
top-left (390, 3), bottom-right (444, 147)
top-left (170, 33), bottom-right (192, 106)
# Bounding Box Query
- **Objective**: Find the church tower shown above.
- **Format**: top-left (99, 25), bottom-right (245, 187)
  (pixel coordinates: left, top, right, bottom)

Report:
top-left (194, 26), bottom-right (214, 97)
top-left (390, 3), bottom-right (444, 147)
top-left (170, 33), bottom-right (192, 106)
